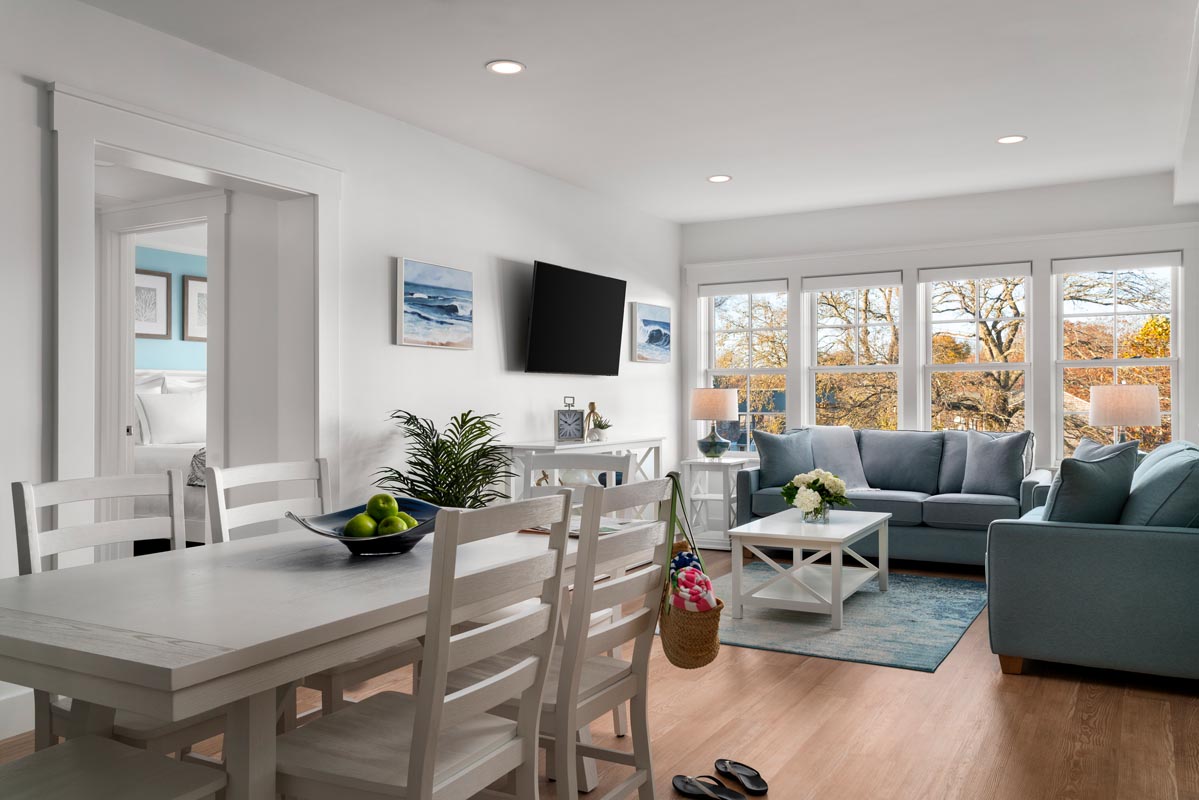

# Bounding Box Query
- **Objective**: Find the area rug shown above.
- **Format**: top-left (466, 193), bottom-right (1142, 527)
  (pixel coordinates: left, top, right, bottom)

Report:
top-left (711, 565), bottom-right (987, 672)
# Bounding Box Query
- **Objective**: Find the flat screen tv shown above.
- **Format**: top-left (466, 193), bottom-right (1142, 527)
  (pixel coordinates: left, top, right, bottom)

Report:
top-left (525, 262), bottom-right (627, 376)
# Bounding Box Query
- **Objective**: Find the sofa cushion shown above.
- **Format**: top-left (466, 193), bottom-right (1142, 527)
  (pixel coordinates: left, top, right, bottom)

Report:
top-left (923, 493), bottom-right (1020, 531)
top-left (810, 426), bottom-right (868, 488)
top-left (962, 430), bottom-right (1032, 499)
top-left (857, 430), bottom-right (943, 494)
top-left (1132, 441), bottom-right (1199, 490)
top-left (753, 428), bottom-right (814, 488)
top-left (1119, 447), bottom-right (1199, 528)
top-left (751, 487), bottom-right (791, 517)
top-left (844, 488), bottom-right (927, 526)
top-left (1043, 447), bottom-right (1137, 524)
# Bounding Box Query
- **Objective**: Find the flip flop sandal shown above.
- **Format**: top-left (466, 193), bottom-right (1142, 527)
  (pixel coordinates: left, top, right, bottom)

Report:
top-left (672, 774), bottom-right (745, 800)
top-left (715, 760), bottom-right (769, 796)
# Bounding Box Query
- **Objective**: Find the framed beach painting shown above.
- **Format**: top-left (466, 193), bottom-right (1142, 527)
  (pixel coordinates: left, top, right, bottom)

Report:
top-left (632, 302), bottom-right (671, 363)
top-left (399, 258), bottom-right (474, 349)
top-left (134, 269), bottom-right (171, 340)
top-left (183, 275), bottom-right (208, 342)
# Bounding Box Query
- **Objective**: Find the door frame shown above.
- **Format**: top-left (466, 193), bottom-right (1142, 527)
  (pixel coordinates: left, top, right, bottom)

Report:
top-left (52, 83), bottom-right (343, 530)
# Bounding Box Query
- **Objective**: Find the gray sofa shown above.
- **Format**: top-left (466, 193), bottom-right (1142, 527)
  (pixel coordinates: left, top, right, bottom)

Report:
top-left (736, 427), bottom-right (1052, 566)
top-left (988, 441), bottom-right (1199, 679)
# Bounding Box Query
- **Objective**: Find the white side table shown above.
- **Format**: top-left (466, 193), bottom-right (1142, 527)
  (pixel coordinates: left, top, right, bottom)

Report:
top-left (680, 457), bottom-right (753, 550)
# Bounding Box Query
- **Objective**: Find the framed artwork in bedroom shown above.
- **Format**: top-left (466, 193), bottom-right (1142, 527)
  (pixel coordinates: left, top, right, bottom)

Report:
top-left (398, 258), bottom-right (474, 349)
top-left (183, 275), bottom-right (208, 342)
top-left (134, 269), bottom-right (171, 340)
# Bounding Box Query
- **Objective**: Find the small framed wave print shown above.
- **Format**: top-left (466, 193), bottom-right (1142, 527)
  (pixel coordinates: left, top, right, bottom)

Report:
top-left (399, 258), bottom-right (474, 349)
top-left (632, 302), bottom-right (670, 363)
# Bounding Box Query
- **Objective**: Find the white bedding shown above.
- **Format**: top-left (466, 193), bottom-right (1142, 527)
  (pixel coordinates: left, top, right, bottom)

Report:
top-left (134, 443), bottom-right (207, 540)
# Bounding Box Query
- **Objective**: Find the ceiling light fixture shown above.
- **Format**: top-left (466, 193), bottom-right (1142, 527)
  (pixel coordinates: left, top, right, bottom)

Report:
top-left (707, 175), bottom-right (732, 183)
top-left (485, 59), bottom-right (525, 75)
top-left (997, 135), bottom-right (1027, 144)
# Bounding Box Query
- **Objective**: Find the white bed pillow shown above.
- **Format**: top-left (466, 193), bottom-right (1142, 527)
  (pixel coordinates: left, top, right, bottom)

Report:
top-left (134, 373), bottom-right (165, 444)
top-left (137, 391), bottom-right (206, 445)
top-left (164, 375), bottom-right (207, 394)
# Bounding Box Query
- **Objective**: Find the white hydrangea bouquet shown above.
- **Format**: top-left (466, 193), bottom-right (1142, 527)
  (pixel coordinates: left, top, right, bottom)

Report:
top-left (780, 468), bottom-right (851, 522)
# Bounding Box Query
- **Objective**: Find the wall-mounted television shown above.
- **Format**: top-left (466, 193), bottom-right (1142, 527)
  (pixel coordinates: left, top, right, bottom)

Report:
top-left (525, 262), bottom-right (627, 376)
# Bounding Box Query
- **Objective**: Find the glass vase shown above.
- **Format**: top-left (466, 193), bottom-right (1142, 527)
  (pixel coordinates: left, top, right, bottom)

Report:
top-left (804, 503), bottom-right (830, 523)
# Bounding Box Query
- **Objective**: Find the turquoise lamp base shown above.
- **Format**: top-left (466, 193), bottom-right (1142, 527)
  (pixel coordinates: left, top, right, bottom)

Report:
top-left (697, 424), bottom-right (731, 459)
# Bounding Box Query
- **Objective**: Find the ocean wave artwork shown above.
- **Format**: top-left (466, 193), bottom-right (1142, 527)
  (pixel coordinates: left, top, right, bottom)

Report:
top-left (634, 302), bottom-right (671, 363)
top-left (400, 259), bottom-right (473, 349)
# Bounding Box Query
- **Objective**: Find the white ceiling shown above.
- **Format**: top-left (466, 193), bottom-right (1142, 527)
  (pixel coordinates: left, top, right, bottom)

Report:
top-left (83, 0), bottom-right (1199, 222)
top-left (136, 224), bottom-right (207, 256)
top-left (94, 163), bottom-right (211, 210)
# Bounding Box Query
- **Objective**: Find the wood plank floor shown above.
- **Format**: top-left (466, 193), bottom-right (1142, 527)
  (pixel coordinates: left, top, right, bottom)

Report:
top-left (2, 553), bottom-right (1196, 799)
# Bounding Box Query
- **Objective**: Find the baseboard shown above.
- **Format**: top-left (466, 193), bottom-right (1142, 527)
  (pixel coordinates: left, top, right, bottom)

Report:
top-left (0, 683), bottom-right (32, 740)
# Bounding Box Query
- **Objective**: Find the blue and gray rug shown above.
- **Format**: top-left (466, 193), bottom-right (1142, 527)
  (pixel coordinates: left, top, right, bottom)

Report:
top-left (712, 565), bottom-right (987, 672)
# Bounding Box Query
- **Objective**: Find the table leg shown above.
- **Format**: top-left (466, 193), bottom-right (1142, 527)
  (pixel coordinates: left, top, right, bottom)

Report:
top-left (731, 537), bottom-right (743, 619)
top-left (830, 545), bottom-right (843, 630)
top-left (878, 521), bottom-right (889, 592)
top-left (65, 700), bottom-right (116, 739)
top-left (225, 689), bottom-right (277, 800)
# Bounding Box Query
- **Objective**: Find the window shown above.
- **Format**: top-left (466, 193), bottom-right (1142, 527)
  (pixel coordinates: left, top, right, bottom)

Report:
top-left (1055, 255), bottom-right (1177, 457)
top-left (705, 286), bottom-right (788, 451)
top-left (925, 269), bottom-right (1029, 433)
top-left (808, 283), bottom-right (901, 429)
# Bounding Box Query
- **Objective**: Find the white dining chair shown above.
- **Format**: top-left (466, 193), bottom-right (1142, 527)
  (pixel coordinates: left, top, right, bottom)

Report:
top-left (205, 458), bottom-right (422, 720)
top-left (274, 491), bottom-right (573, 800)
top-left (0, 735), bottom-right (226, 800)
top-left (447, 477), bottom-right (672, 799)
top-left (11, 472), bottom-right (227, 755)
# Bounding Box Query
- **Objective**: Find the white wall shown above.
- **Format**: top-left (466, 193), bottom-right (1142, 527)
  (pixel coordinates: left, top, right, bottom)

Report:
top-left (680, 174), bottom-right (1199, 467)
top-left (0, 0), bottom-right (681, 733)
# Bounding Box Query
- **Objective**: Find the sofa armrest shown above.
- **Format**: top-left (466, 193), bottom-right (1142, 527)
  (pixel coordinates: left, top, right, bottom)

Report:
top-left (735, 468), bottom-right (760, 527)
top-left (987, 519), bottom-right (1199, 679)
top-left (1019, 468), bottom-right (1054, 514)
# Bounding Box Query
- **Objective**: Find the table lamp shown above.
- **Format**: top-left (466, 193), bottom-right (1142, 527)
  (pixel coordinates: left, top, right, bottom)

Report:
top-left (690, 388), bottom-right (739, 459)
top-left (1089, 383), bottom-right (1160, 443)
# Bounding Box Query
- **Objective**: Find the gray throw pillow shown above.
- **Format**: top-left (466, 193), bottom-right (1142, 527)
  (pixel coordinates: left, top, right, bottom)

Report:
top-left (1074, 437), bottom-right (1139, 462)
top-left (1042, 447), bottom-right (1138, 524)
top-left (753, 428), bottom-right (815, 488)
top-left (961, 430), bottom-right (1032, 498)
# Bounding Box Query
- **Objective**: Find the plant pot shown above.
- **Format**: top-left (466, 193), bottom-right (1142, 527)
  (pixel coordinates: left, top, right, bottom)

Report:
top-left (587, 428), bottom-right (608, 442)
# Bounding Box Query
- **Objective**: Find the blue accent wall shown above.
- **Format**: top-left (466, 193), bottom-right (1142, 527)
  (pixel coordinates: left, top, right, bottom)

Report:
top-left (135, 247), bottom-right (207, 371)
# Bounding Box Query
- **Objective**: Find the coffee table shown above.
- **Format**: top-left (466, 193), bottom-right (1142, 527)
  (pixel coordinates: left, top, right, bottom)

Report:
top-left (728, 509), bottom-right (890, 629)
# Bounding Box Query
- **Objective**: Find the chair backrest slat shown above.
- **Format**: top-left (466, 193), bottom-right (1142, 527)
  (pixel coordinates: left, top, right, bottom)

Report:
top-left (583, 606), bottom-right (656, 659)
top-left (589, 562), bottom-right (663, 612)
top-left (407, 491), bottom-right (572, 798)
top-left (11, 472), bottom-right (185, 575)
top-left (206, 459), bottom-right (329, 543)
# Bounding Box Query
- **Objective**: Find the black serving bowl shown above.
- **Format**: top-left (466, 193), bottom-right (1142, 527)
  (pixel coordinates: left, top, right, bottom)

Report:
top-left (286, 496), bottom-right (440, 555)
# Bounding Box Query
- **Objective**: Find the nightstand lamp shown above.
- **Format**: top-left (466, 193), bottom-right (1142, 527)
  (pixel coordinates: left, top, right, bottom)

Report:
top-left (690, 388), bottom-right (739, 459)
top-left (1089, 383), bottom-right (1161, 443)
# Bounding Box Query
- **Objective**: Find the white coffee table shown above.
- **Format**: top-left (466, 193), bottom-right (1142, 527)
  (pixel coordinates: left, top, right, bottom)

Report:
top-left (728, 508), bottom-right (890, 629)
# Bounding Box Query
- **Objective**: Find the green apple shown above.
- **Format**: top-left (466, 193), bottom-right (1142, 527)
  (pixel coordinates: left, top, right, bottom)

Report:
top-left (377, 516), bottom-right (409, 536)
top-left (343, 513), bottom-right (378, 538)
top-left (366, 493), bottom-right (400, 522)
top-left (395, 512), bottom-right (419, 529)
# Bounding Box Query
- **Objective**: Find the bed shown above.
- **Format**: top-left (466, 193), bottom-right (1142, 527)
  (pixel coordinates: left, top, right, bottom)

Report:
top-left (133, 369), bottom-right (208, 543)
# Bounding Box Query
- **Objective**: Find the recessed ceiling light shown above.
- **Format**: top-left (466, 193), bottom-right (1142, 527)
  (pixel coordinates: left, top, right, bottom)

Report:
top-left (485, 60), bottom-right (525, 75)
top-left (707, 175), bottom-right (732, 183)
top-left (997, 135), bottom-right (1027, 144)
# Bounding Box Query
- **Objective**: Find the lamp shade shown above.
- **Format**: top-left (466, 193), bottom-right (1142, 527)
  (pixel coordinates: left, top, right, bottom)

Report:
top-left (1088, 384), bottom-right (1161, 427)
top-left (690, 388), bottom-right (738, 421)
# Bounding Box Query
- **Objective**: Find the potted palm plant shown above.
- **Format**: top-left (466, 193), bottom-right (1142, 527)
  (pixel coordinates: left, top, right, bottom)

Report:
top-left (374, 410), bottom-right (515, 508)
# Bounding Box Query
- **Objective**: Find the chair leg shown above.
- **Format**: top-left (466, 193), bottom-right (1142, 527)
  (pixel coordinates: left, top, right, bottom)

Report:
top-left (630, 691), bottom-right (655, 800)
top-left (553, 725), bottom-right (578, 799)
top-left (33, 690), bottom-right (54, 751)
top-left (576, 725), bottom-right (599, 793)
top-left (611, 701), bottom-right (629, 737)
top-left (545, 738), bottom-right (557, 781)
top-left (321, 676), bottom-right (347, 717)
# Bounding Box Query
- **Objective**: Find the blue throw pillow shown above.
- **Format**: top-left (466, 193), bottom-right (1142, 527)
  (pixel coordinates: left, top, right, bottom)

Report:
top-left (961, 430), bottom-right (1032, 499)
top-left (753, 428), bottom-right (814, 488)
top-left (1042, 447), bottom-right (1137, 524)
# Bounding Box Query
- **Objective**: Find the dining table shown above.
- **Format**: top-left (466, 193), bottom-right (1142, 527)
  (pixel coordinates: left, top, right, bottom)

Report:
top-left (0, 528), bottom-right (582, 800)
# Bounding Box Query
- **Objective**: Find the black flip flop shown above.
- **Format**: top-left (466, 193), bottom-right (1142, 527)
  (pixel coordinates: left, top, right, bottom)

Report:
top-left (715, 760), bottom-right (768, 795)
top-left (672, 774), bottom-right (746, 800)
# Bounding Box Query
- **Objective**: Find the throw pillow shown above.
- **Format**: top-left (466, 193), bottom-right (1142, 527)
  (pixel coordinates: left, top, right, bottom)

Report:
top-left (1042, 447), bottom-right (1138, 524)
top-left (1119, 447), bottom-right (1199, 527)
top-left (809, 425), bottom-right (869, 489)
top-left (1074, 437), bottom-right (1139, 461)
top-left (753, 428), bottom-right (815, 488)
top-left (962, 430), bottom-right (1032, 498)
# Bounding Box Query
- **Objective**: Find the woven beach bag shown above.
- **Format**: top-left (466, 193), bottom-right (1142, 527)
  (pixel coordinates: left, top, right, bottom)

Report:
top-left (658, 473), bottom-right (723, 669)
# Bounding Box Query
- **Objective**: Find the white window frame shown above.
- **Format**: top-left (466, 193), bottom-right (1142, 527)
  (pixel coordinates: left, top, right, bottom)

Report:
top-left (702, 282), bottom-right (789, 452)
top-left (803, 274), bottom-right (903, 429)
top-left (920, 263), bottom-right (1032, 433)
top-left (1052, 254), bottom-right (1180, 461)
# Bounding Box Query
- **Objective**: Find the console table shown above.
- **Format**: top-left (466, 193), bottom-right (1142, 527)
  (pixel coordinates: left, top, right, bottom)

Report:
top-left (501, 437), bottom-right (664, 500)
